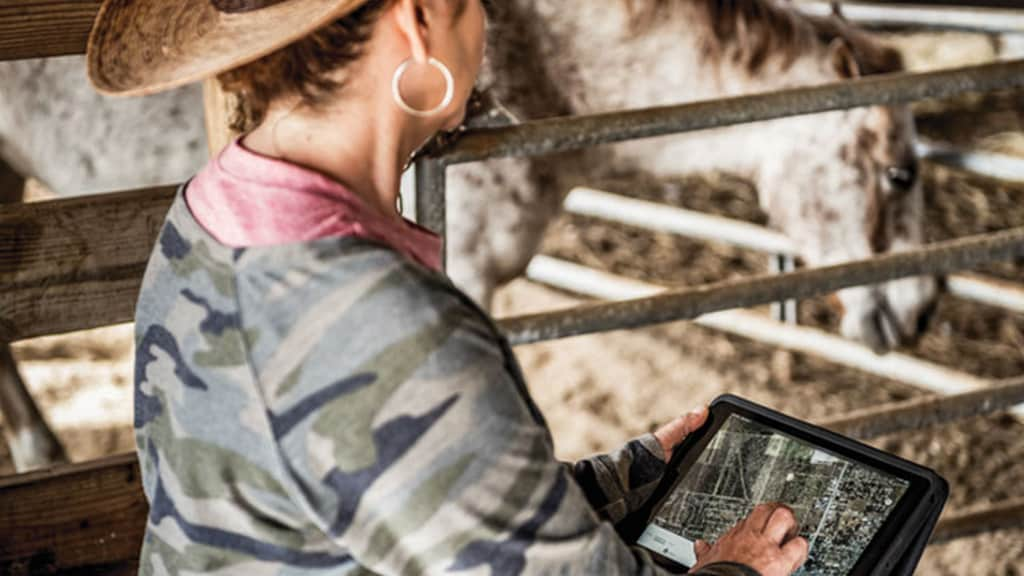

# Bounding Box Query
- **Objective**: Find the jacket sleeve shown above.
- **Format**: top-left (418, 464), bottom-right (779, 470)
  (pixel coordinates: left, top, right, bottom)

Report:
top-left (569, 433), bottom-right (668, 524)
top-left (257, 260), bottom-right (757, 576)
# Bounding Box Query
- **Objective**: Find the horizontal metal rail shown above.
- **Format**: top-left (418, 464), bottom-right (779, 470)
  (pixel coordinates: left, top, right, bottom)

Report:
top-left (915, 140), bottom-right (1024, 183)
top-left (521, 255), bottom-right (1024, 416)
top-left (564, 187), bottom-right (795, 254)
top-left (497, 226), bottom-right (1024, 345)
top-left (823, 377), bottom-right (1024, 438)
top-left (945, 274), bottom-right (1024, 313)
top-left (799, 1), bottom-right (1024, 33)
top-left (564, 187), bottom-right (1024, 314)
top-left (832, 0), bottom-right (1024, 12)
top-left (932, 498), bottom-right (1024, 544)
top-left (430, 60), bottom-right (1024, 166)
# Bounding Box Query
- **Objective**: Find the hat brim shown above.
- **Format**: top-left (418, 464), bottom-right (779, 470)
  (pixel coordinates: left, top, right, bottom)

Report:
top-left (87, 0), bottom-right (368, 96)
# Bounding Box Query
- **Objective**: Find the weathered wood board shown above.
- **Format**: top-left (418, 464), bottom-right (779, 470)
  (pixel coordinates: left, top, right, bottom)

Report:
top-left (0, 186), bottom-right (176, 341)
top-left (0, 0), bottom-right (101, 61)
top-left (0, 453), bottom-right (144, 575)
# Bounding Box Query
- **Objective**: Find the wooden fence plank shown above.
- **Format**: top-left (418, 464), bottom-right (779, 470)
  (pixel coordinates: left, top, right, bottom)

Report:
top-left (1, 448), bottom-right (1021, 574)
top-left (0, 0), bottom-right (100, 61)
top-left (0, 386), bottom-right (1021, 570)
top-left (0, 186), bottom-right (176, 341)
top-left (0, 453), bottom-right (144, 575)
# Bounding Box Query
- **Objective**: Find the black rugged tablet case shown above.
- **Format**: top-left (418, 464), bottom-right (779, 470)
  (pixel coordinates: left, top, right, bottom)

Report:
top-left (620, 394), bottom-right (948, 575)
top-left (889, 473), bottom-right (947, 576)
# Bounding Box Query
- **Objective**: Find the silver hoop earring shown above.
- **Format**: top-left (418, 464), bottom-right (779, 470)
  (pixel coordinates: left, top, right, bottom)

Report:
top-left (392, 57), bottom-right (455, 118)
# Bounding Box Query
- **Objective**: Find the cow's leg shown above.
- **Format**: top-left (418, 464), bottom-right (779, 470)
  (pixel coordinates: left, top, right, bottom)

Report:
top-left (0, 157), bottom-right (68, 471)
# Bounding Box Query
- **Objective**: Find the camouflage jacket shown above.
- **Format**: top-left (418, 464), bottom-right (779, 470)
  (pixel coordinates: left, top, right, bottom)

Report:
top-left (133, 188), bottom-right (758, 575)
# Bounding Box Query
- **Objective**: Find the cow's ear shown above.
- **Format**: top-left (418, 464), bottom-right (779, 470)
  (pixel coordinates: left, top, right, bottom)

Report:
top-left (829, 37), bottom-right (862, 79)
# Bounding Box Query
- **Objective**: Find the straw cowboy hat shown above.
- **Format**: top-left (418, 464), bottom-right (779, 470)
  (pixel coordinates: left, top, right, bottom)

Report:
top-left (87, 0), bottom-right (371, 96)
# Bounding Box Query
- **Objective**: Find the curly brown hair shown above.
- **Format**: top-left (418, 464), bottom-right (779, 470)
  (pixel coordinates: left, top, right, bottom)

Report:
top-left (217, 0), bottom-right (393, 132)
top-left (218, 0), bottom-right (478, 132)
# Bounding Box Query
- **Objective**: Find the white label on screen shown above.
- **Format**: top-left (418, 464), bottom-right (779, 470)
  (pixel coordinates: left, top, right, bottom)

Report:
top-left (638, 523), bottom-right (697, 567)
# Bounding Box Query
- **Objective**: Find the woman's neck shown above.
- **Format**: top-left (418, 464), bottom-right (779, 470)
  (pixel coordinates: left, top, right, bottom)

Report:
top-left (243, 91), bottom-right (430, 222)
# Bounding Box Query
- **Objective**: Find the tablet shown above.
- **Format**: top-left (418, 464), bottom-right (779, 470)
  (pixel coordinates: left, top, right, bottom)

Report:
top-left (619, 395), bottom-right (947, 575)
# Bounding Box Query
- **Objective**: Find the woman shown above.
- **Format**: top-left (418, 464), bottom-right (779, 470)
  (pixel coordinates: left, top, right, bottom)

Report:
top-left (87, 0), bottom-right (807, 573)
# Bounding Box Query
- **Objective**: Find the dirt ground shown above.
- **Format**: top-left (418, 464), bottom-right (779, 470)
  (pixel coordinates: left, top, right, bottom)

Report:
top-left (3, 31), bottom-right (1023, 574)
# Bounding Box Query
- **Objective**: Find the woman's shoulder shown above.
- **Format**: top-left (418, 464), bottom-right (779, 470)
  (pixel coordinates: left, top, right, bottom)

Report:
top-left (237, 236), bottom-right (467, 315)
top-left (233, 236), bottom-right (499, 360)
top-left (232, 236), bottom-right (523, 421)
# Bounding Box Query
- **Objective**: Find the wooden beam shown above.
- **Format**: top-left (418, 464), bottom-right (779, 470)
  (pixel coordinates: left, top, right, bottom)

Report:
top-left (0, 0), bottom-right (100, 62)
top-left (0, 448), bottom-right (1020, 574)
top-left (0, 453), bottom-right (144, 575)
top-left (0, 186), bottom-right (176, 342)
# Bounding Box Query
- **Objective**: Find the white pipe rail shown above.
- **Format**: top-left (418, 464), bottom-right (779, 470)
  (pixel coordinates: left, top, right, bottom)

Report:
top-left (523, 255), bottom-right (1024, 416)
top-left (946, 274), bottom-right (1024, 312)
top-left (797, 1), bottom-right (1024, 34)
top-left (916, 140), bottom-right (1024, 183)
top-left (564, 187), bottom-right (1024, 315)
top-left (564, 187), bottom-right (796, 254)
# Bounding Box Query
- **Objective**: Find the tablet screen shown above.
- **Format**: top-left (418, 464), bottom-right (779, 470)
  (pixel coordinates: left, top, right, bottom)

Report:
top-left (637, 413), bottom-right (910, 574)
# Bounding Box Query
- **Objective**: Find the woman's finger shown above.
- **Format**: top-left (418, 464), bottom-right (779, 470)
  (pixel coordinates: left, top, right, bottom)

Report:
top-left (655, 406), bottom-right (708, 461)
top-left (746, 502), bottom-right (783, 532)
top-left (681, 405), bottom-right (709, 434)
top-left (694, 538), bottom-right (711, 558)
top-left (783, 535), bottom-right (810, 571)
top-left (764, 506), bottom-right (799, 544)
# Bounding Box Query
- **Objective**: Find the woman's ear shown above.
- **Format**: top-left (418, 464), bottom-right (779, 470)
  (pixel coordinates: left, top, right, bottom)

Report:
top-left (392, 0), bottom-right (429, 63)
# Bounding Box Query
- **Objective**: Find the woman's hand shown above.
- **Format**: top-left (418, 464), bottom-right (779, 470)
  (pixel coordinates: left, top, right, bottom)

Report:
top-left (692, 503), bottom-right (810, 576)
top-left (653, 406), bottom-right (709, 462)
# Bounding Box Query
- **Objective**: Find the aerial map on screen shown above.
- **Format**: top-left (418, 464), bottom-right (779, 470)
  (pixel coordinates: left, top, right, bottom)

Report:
top-left (637, 414), bottom-right (909, 575)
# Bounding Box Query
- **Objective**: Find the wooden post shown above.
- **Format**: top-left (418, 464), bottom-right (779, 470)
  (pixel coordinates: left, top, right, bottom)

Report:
top-left (202, 78), bottom-right (240, 157)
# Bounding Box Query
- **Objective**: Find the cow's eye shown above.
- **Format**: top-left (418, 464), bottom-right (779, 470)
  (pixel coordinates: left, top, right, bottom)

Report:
top-left (886, 164), bottom-right (917, 192)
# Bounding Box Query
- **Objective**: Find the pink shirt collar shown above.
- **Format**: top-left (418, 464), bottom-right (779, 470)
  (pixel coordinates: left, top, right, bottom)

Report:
top-left (184, 138), bottom-right (442, 272)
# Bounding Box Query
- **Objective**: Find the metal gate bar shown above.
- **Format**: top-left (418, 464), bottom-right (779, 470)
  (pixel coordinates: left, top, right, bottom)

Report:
top-left (563, 186), bottom-right (1024, 315)
top-left (497, 227), bottom-right (1024, 345)
top-left (830, 0), bottom-right (1024, 10)
top-left (823, 377), bottom-right (1024, 439)
top-left (415, 59), bottom-right (1024, 238)
top-left (932, 499), bottom-right (1024, 544)
top-left (414, 158), bottom-right (447, 250)
top-left (915, 140), bottom-right (1024, 183)
top-left (523, 255), bottom-right (1007, 404)
top-left (799, 1), bottom-right (1024, 33)
top-left (430, 60), bottom-right (1024, 167)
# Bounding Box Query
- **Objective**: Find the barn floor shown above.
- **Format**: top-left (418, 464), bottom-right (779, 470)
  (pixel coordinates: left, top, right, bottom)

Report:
top-left (2, 31), bottom-right (1023, 575)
